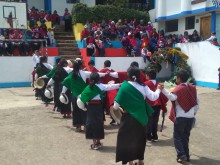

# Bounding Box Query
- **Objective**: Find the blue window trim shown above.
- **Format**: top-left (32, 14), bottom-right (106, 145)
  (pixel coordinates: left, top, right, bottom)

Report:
top-left (156, 6), bottom-right (220, 21)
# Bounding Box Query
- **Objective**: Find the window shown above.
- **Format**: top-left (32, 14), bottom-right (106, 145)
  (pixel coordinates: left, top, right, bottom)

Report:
top-left (165, 19), bottom-right (178, 32)
top-left (185, 16), bottom-right (195, 30)
top-left (66, 0), bottom-right (80, 3)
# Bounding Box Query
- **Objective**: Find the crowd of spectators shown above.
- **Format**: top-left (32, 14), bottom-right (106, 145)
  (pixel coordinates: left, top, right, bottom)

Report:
top-left (81, 18), bottom-right (219, 58)
top-left (0, 21), bottom-right (54, 56)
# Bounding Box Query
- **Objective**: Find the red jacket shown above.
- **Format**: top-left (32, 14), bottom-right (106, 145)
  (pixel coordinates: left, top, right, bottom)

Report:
top-left (144, 80), bottom-right (160, 106)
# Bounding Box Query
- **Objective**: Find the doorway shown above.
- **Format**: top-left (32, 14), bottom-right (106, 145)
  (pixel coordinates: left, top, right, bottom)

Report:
top-left (200, 16), bottom-right (211, 40)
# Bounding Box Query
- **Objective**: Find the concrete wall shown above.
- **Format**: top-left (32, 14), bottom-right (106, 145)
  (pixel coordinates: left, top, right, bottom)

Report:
top-left (93, 57), bottom-right (172, 78)
top-left (27, 0), bottom-right (44, 11)
top-left (176, 41), bottom-right (220, 88)
top-left (0, 57), bottom-right (56, 88)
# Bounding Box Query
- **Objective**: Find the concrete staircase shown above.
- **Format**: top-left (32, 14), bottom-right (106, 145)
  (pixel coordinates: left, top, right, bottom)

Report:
top-left (54, 25), bottom-right (81, 60)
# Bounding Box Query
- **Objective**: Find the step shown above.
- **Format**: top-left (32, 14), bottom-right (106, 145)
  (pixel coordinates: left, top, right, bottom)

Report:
top-left (59, 50), bottom-right (80, 55)
top-left (55, 36), bottom-right (75, 40)
top-left (56, 40), bottom-right (76, 44)
top-left (59, 47), bottom-right (79, 51)
top-left (60, 55), bottom-right (82, 60)
top-left (56, 43), bottom-right (78, 47)
top-left (55, 32), bottom-right (74, 36)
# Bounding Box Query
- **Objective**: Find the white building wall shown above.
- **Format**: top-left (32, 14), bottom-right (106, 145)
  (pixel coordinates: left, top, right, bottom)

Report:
top-left (51, 0), bottom-right (73, 16)
top-left (0, 57), bottom-right (55, 84)
top-left (27, 0), bottom-right (44, 11)
top-left (176, 42), bottom-right (220, 86)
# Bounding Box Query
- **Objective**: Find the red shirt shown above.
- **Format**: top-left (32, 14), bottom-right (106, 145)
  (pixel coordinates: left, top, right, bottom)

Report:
top-left (81, 29), bottom-right (90, 39)
top-left (144, 80), bottom-right (160, 106)
top-left (99, 68), bottom-right (117, 84)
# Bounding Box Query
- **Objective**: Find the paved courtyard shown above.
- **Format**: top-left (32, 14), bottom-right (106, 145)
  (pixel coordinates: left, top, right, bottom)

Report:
top-left (0, 87), bottom-right (220, 165)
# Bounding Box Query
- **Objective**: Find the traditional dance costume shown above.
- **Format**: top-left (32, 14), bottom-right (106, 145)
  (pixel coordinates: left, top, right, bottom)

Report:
top-left (79, 83), bottom-right (120, 140)
top-left (62, 70), bottom-right (106, 128)
top-left (48, 67), bottom-right (73, 116)
top-left (113, 81), bottom-right (161, 164)
top-left (35, 62), bottom-right (53, 103)
top-left (162, 83), bottom-right (199, 162)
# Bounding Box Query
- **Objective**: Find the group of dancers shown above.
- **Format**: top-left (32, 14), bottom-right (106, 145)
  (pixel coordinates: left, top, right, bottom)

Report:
top-left (32, 55), bottom-right (199, 165)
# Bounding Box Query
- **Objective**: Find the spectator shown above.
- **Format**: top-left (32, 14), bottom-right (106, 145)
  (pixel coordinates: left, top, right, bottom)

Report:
top-left (29, 7), bottom-right (37, 29)
top-left (121, 35), bottom-right (132, 57)
top-left (39, 9), bottom-right (45, 23)
top-left (9, 30), bottom-right (23, 55)
top-left (206, 32), bottom-right (217, 41)
top-left (210, 38), bottom-right (220, 46)
top-left (86, 41), bottom-right (96, 57)
top-left (32, 50), bottom-right (40, 68)
top-left (116, 19), bottom-right (123, 39)
top-left (0, 32), bottom-right (7, 56)
top-left (146, 21), bottom-right (153, 36)
top-left (44, 10), bottom-right (51, 22)
top-left (191, 30), bottom-right (200, 42)
top-left (63, 8), bottom-right (72, 32)
top-left (102, 25), bottom-right (113, 48)
top-left (85, 20), bottom-right (91, 31)
top-left (94, 27), bottom-right (103, 39)
top-left (100, 19), bottom-right (107, 29)
top-left (81, 25), bottom-right (90, 45)
top-left (172, 34), bottom-right (178, 44)
top-left (134, 27), bottom-right (141, 40)
top-left (39, 20), bottom-right (47, 37)
top-left (183, 31), bottom-right (190, 43)
top-left (21, 30), bottom-right (32, 55)
top-left (32, 31), bottom-right (41, 51)
top-left (130, 34), bottom-right (139, 56)
top-left (141, 34), bottom-right (150, 49)
top-left (166, 34), bottom-right (173, 47)
top-left (151, 28), bottom-right (159, 40)
top-left (141, 44), bottom-right (151, 63)
top-left (95, 35), bottom-right (105, 57)
top-left (51, 10), bottom-right (60, 26)
top-left (47, 28), bottom-right (55, 45)
top-left (157, 35), bottom-right (166, 48)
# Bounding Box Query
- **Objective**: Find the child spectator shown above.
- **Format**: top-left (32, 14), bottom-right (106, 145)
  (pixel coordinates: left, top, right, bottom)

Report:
top-left (166, 35), bottom-right (173, 47)
top-left (44, 11), bottom-right (51, 22)
top-left (21, 30), bottom-right (32, 56)
top-left (141, 34), bottom-right (150, 49)
top-left (86, 42), bottom-right (96, 57)
top-left (81, 25), bottom-right (90, 45)
top-left (141, 44), bottom-right (151, 63)
top-left (95, 35), bottom-right (105, 57)
top-left (206, 32), bottom-right (217, 41)
top-left (47, 28), bottom-right (55, 45)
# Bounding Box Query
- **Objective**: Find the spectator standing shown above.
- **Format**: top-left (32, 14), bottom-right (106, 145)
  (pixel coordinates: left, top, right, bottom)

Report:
top-left (51, 10), bottom-right (60, 26)
top-left (21, 30), bottom-right (32, 55)
top-left (81, 25), bottom-right (90, 46)
top-left (121, 35), bottom-right (131, 57)
top-left (95, 35), bottom-right (105, 57)
top-left (39, 9), bottom-right (46, 22)
top-left (9, 30), bottom-right (23, 56)
top-left (47, 28), bottom-right (55, 45)
top-left (102, 25), bottom-right (113, 48)
top-left (63, 8), bottom-right (72, 32)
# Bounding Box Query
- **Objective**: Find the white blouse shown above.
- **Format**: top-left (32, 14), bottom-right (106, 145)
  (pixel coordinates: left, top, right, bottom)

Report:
top-left (113, 81), bottom-right (161, 110)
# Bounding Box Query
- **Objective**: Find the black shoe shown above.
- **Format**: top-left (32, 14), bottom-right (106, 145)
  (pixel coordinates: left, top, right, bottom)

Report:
top-left (216, 87), bottom-right (220, 90)
top-left (152, 134), bottom-right (158, 141)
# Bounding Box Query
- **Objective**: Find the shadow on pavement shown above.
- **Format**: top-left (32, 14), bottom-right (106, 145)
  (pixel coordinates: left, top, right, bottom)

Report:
top-left (190, 156), bottom-right (220, 165)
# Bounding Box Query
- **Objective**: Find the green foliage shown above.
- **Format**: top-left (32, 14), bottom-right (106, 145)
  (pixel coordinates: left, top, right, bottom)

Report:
top-left (72, 3), bottom-right (149, 24)
top-left (106, 0), bottom-right (128, 6)
top-left (143, 47), bottom-right (195, 84)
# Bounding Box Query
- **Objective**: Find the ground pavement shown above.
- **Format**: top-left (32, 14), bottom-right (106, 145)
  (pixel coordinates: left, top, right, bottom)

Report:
top-left (0, 87), bottom-right (220, 165)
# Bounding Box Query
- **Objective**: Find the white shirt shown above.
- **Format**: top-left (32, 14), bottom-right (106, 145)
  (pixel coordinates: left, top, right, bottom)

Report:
top-left (35, 62), bottom-right (53, 79)
top-left (92, 83), bottom-right (120, 100)
top-left (162, 84), bottom-right (199, 118)
top-left (141, 48), bottom-right (147, 56)
top-left (206, 35), bottom-right (217, 41)
top-left (32, 54), bottom-right (40, 67)
top-left (47, 67), bottom-right (73, 85)
top-left (61, 70), bottom-right (106, 93)
top-left (113, 81), bottom-right (161, 110)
